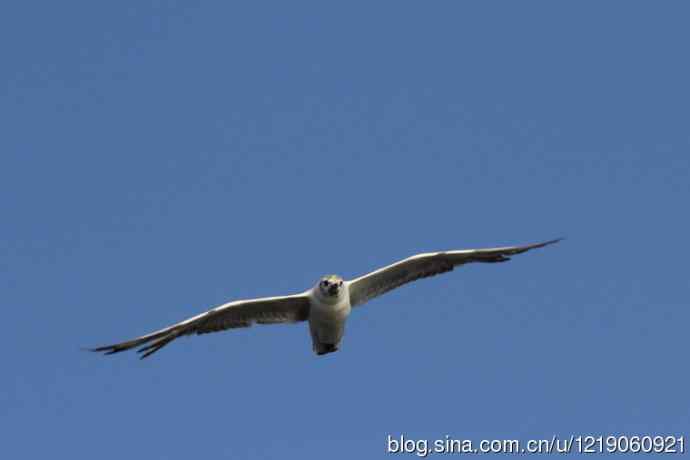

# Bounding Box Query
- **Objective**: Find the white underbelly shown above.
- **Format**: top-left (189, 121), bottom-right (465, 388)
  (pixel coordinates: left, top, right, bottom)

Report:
top-left (309, 300), bottom-right (351, 344)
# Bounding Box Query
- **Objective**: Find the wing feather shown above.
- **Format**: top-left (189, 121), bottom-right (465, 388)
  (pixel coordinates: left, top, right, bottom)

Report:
top-left (347, 239), bottom-right (561, 307)
top-left (90, 293), bottom-right (311, 359)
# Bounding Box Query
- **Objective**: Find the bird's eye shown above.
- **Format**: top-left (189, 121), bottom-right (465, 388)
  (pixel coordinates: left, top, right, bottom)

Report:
top-left (322, 280), bottom-right (328, 286)
top-left (338, 281), bottom-right (343, 286)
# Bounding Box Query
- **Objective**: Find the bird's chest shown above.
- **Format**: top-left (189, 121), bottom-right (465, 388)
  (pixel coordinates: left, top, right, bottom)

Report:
top-left (310, 297), bottom-right (351, 324)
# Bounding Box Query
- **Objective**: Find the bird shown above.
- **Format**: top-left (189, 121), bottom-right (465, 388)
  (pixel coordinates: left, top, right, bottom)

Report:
top-left (90, 238), bottom-right (561, 359)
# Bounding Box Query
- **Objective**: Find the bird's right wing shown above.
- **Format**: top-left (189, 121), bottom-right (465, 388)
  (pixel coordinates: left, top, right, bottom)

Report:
top-left (90, 292), bottom-right (311, 359)
top-left (347, 239), bottom-right (561, 307)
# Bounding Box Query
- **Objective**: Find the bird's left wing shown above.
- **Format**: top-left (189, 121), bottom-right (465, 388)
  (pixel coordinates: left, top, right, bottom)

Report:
top-left (90, 293), bottom-right (311, 359)
top-left (347, 239), bottom-right (561, 307)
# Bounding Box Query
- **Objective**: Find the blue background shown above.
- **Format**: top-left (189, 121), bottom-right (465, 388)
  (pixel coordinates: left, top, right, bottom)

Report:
top-left (2, 1), bottom-right (688, 458)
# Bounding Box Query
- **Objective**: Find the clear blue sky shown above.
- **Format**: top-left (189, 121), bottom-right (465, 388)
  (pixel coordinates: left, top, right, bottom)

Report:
top-left (2, 1), bottom-right (689, 458)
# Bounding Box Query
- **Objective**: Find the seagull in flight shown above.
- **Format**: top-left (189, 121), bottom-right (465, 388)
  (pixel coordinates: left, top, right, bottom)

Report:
top-left (91, 239), bottom-right (561, 359)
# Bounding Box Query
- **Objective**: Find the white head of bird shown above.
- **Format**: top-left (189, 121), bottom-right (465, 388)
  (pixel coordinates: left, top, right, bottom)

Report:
top-left (317, 274), bottom-right (344, 299)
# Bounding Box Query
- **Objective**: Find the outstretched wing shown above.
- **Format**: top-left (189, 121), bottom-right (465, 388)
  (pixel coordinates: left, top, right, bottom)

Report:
top-left (347, 239), bottom-right (561, 307)
top-left (90, 293), bottom-right (311, 359)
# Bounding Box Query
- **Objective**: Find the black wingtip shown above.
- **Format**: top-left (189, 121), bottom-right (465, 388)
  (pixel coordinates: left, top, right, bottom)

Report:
top-left (87, 345), bottom-right (109, 353)
top-left (87, 344), bottom-right (130, 356)
top-left (82, 346), bottom-right (106, 355)
top-left (137, 344), bottom-right (162, 359)
top-left (135, 333), bottom-right (178, 359)
top-left (502, 238), bottom-right (563, 258)
top-left (137, 344), bottom-right (157, 359)
top-left (531, 237), bottom-right (564, 250)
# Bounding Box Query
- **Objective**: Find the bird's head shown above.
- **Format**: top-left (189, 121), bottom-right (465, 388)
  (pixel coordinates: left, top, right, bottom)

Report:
top-left (318, 274), bottom-right (344, 298)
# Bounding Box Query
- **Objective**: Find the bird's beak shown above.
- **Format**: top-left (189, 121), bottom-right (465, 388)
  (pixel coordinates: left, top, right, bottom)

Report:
top-left (328, 286), bottom-right (338, 295)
